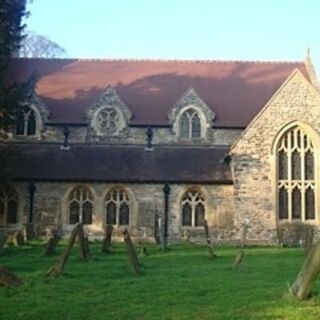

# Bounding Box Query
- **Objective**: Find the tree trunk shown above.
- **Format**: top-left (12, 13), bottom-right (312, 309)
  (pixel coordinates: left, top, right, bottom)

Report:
top-left (44, 232), bottom-right (61, 256)
top-left (46, 223), bottom-right (80, 277)
top-left (0, 266), bottom-right (23, 288)
top-left (234, 250), bottom-right (245, 267)
top-left (290, 240), bottom-right (320, 300)
top-left (77, 223), bottom-right (88, 260)
top-left (123, 229), bottom-right (140, 275)
top-left (204, 220), bottom-right (216, 258)
top-left (101, 225), bottom-right (113, 253)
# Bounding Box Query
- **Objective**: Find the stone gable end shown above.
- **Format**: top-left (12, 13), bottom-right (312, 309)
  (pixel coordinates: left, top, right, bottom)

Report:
top-left (230, 70), bottom-right (320, 242)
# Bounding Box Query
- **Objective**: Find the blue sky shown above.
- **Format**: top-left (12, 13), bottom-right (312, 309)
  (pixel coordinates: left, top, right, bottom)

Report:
top-left (26, 0), bottom-right (320, 74)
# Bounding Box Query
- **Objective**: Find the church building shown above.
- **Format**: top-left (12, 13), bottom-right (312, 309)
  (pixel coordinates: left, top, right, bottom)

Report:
top-left (1, 54), bottom-right (320, 243)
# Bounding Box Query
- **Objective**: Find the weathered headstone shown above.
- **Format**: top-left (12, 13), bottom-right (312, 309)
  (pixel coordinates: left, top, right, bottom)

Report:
top-left (234, 250), bottom-right (245, 267)
top-left (7, 230), bottom-right (24, 246)
top-left (0, 232), bottom-right (8, 255)
top-left (77, 223), bottom-right (89, 260)
top-left (203, 220), bottom-right (216, 258)
top-left (101, 225), bottom-right (113, 253)
top-left (46, 223), bottom-right (80, 277)
top-left (290, 240), bottom-right (320, 300)
top-left (44, 230), bottom-right (61, 256)
top-left (123, 229), bottom-right (140, 275)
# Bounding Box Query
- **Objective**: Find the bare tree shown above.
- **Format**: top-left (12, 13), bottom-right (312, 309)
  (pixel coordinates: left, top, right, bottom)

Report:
top-left (20, 31), bottom-right (66, 58)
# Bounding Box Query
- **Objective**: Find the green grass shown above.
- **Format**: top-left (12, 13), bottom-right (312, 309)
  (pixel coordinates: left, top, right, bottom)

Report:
top-left (1, 242), bottom-right (320, 320)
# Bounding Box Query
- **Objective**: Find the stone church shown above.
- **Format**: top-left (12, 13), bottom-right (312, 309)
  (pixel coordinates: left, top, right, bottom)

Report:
top-left (1, 54), bottom-right (319, 243)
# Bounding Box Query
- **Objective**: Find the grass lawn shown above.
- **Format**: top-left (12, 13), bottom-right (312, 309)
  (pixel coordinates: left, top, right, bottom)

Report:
top-left (1, 241), bottom-right (320, 320)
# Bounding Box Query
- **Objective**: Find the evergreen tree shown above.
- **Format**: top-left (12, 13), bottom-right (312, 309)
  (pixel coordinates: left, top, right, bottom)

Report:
top-left (0, 0), bottom-right (35, 131)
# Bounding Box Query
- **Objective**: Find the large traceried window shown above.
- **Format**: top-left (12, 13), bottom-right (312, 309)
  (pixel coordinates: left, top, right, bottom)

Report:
top-left (181, 188), bottom-right (205, 227)
top-left (68, 187), bottom-right (93, 225)
top-left (277, 126), bottom-right (316, 221)
top-left (179, 109), bottom-right (201, 139)
top-left (0, 187), bottom-right (18, 226)
top-left (105, 187), bottom-right (130, 226)
top-left (16, 107), bottom-right (37, 136)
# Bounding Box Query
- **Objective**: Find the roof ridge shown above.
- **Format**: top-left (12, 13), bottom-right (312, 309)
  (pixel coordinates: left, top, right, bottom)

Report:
top-left (13, 57), bottom-right (304, 65)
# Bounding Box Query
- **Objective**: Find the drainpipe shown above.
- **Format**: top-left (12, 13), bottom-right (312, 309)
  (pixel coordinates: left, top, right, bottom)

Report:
top-left (27, 182), bottom-right (36, 240)
top-left (163, 183), bottom-right (171, 244)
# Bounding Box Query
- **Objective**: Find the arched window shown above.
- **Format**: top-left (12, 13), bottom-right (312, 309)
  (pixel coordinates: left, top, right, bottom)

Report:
top-left (181, 188), bottom-right (205, 227)
top-left (179, 109), bottom-right (201, 139)
top-left (68, 186), bottom-right (93, 225)
top-left (16, 107), bottom-right (37, 136)
top-left (0, 187), bottom-right (18, 226)
top-left (105, 187), bottom-right (130, 226)
top-left (277, 126), bottom-right (315, 221)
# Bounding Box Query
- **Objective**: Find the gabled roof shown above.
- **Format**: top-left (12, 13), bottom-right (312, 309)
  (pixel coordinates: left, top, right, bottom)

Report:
top-left (8, 58), bottom-right (310, 127)
top-left (2, 143), bottom-right (232, 184)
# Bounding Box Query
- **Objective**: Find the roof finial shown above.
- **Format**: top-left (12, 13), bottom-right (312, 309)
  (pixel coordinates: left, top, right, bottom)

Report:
top-left (306, 47), bottom-right (311, 59)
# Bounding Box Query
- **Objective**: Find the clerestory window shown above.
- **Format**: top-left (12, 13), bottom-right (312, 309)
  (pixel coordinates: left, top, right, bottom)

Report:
top-left (16, 107), bottom-right (37, 136)
top-left (179, 109), bottom-right (201, 139)
top-left (277, 126), bottom-right (315, 221)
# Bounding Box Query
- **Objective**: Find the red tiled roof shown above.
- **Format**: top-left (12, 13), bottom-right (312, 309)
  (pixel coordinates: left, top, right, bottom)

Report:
top-left (8, 58), bottom-right (310, 127)
top-left (3, 144), bottom-right (232, 183)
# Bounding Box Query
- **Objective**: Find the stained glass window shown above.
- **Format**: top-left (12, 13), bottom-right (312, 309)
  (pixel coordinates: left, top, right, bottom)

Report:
top-left (278, 187), bottom-right (288, 219)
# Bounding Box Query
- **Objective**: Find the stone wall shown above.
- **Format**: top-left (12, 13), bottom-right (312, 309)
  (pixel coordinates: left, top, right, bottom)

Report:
top-left (231, 71), bottom-right (320, 243)
top-left (26, 125), bottom-right (242, 146)
top-left (11, 182), bottom-right (234, 242)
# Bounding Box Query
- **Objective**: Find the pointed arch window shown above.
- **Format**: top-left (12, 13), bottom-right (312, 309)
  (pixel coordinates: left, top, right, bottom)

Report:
top-left (16, 107), bottom-right (37, 136)
top-left (179, 109), bottom-right (201, 139)
top-left (0, 187), bottom-right (18, 226)
top-left (277, 126), bottom-right (316, 221)
top-left (68, 186), bottom-right (93, 225)
top-left (181, 188), bottom-right (205, 227)
top-left (105, 187), bottom-right (130, 226)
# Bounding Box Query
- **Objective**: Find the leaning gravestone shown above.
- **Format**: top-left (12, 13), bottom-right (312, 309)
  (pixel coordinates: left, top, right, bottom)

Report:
top-left (290, 240), bottom-right (320, 300)
top-left (44, 230), bottom-right (62, 256)
top-left (46, 223), bottom-right (81, 277)
top-left (101, 225), bottom-right (113, 253)
top-left (123, 229), bottom-right (140, 275)
top-left (203, 220), bottom-right (216, 258)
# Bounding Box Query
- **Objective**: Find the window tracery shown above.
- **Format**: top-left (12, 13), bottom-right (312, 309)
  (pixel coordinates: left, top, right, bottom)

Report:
top-left (277, 126), bottom-right (315, 221)
top-left (0, 187), bottom-right (18, 226)
top-left (105, 187), bottom-right (130, 226)
top-left (96, 107), bottom-right (121, 135)
top-left (16, 107), bottom-right (37, 136)
top-left (181, 188), bottom-right (205, 227)
top-left (179, 109), bottom-right (201, 139)
top-left (68, 187), bottom-right (93, 225)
